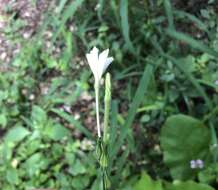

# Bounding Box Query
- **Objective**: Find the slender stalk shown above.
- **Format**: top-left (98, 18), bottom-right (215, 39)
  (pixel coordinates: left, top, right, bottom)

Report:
top-left (95, 82), bottom-right (101, 138)
top-left (103, 73), bottom-right (111, 144)
top-left (94, 75), bottom-right (112, 190)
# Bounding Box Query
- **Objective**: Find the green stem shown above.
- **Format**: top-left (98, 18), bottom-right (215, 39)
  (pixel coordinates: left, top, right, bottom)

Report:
top-left (103, 73), bottom-right (111, 144)
top-left (95, 74), bottom-right (112, 190)
top-left (96, 137), bottom-right (109, 190)
top-left (95, 82), bottom-right (101, 138)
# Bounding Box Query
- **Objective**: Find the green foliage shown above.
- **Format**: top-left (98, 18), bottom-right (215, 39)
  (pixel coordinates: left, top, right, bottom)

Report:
top-left (132, 172), bottom-right (215, 190)
top-left (198, 163), bottom-right (218, 184)
top-left (165, 181), bottom-right (215, 190)
top-left (165, 29), bottom-right (218, 57)
top-left (120, 0), bottom-right (134, 53)
top-left (0, 0), bottom-right (218, 189)
top-left (161, 114), bottom-right (211, 180)
top-left (133, 172), bottom-right (163, 190)
top-left (5, 126), bottom-right (30, 143)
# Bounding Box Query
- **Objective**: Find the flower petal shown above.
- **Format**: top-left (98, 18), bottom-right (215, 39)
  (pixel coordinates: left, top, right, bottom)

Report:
top-left (86, 47), bottom-right (113, 83)
top-left (90, 46), bottom-right (99, 57)
top-left (88, 47), bottom-right (99, 66)
top-left (97, 56), bottom-right (113, 81)
top-left (102, 57), bottom-right (113, 73)
top-left (99, 49), bottom-right (109, 63)
top-left (98, 49), bottom-right (112, 77)
top-left (86, 53), bottom-right (98, 79)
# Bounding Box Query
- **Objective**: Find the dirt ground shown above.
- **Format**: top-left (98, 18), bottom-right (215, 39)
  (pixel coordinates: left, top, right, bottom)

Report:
top-left (0, 0), bottom-right (51, 70)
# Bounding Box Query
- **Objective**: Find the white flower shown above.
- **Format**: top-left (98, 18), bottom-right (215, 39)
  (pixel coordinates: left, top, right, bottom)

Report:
top-left (86, 47), bottom-right (113, 84)
top-left (86, 47), bottom-right (113, 138)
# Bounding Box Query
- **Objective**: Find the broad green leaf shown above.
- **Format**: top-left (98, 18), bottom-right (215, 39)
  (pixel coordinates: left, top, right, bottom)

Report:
top-left (0, 114), bottom-right (7, 127)
top-left (2, 143), bottom-right (12, 161)
top-left (179, 55), bottom-right (196, 73)
top-left (160, 114), bottom-right (211, 180)
top-left (133, 172), bottom-right (163, 190)
top-left (48, 124), bottom-right (69, 141)
top-left (5, 126), bottom-right (30, 143)
top-left (57, 173), bottom-right (71, 188)
top-left (165, 181), bottom-right (214, 190)
top-left (6, 168), bottom-right (19, 185)
top-left (71, 175), bottom-right (90, 190)
top-left (25, 153), bottom-right (42, 177)
top-left (31, 105), bottom-right (47, 124)
top-left (69, 159), bottom-right (86, 176)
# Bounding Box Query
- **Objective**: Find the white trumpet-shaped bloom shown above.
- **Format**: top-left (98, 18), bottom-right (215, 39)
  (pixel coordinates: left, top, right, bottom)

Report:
top-left (86, 47), bottom-right (113, 84)
top-left (86, 47), bottom-right (113, 138)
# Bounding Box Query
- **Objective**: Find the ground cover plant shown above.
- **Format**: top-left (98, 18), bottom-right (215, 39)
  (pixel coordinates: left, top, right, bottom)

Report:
top-left (0, 0), bottom-right (218, 189)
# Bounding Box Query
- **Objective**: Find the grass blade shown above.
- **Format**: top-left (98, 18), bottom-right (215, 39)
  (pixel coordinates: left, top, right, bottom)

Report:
top-left (56, 0), bottom-right (69, 14)
top-left (108, 100), bottom-right (119, 155)
top-left (53, 0), bottom-right (85, 41)
top-left (111, 64), bottom-right (153, 156)
top-left (164, 0), bottom-right (175, 29)
top-left (97, 0), bottom-right (105, 20)
top-left (51, 108), bottom-right (93, 139)
top-left (120, 0), bottom-right (134, 53)
top-left (111, 150), bottom-right (129, 187)
top-left (62, 0), bottom-right (85, 24)
top-left (166, 29), bottom-right (218, 57)
top-left (174, 10), bottom-right (209, 34)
